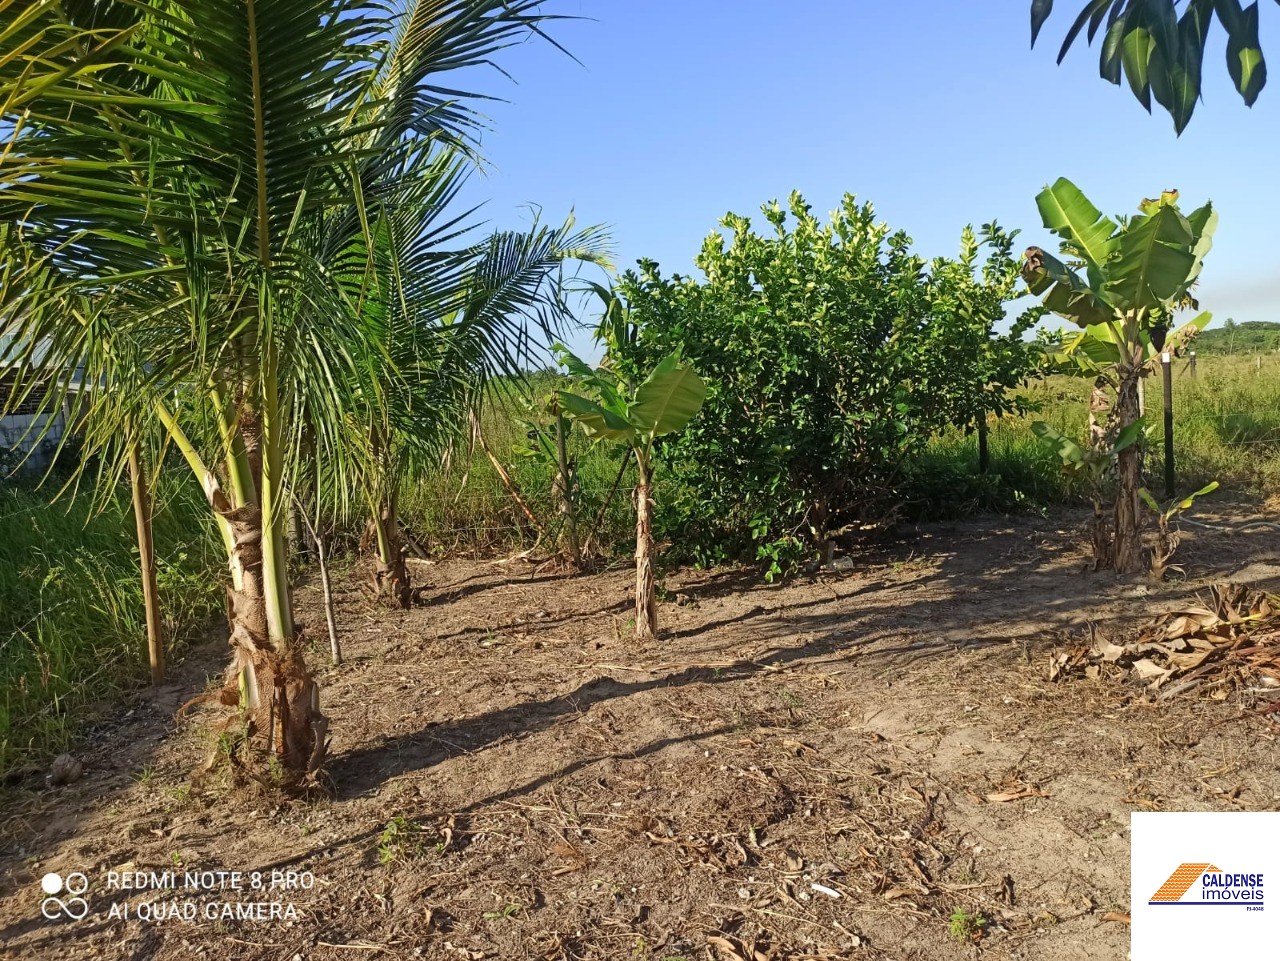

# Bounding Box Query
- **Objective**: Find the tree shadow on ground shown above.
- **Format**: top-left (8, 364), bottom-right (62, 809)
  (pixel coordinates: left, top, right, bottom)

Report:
top-left (4, 504), bottom-right (1278, 930)
top-left (327, 509), bottom-right (1280, 799)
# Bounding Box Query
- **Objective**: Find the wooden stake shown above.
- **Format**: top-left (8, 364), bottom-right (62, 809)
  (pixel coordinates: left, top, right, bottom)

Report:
top-left (128, 442), bottom-right (164, 684)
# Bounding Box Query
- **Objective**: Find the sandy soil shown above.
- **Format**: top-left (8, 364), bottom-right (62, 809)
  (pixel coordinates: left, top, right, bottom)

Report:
top-left (3, 504), bottom-right (1280, 961)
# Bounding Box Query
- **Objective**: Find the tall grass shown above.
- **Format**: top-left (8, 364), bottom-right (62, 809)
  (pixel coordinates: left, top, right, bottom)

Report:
top-left (0, 477), bottom-right (222, 776)
top-left (908, 354), bottom-right (1280, 517)
top-left (397, 391), bottom-right (639, 557)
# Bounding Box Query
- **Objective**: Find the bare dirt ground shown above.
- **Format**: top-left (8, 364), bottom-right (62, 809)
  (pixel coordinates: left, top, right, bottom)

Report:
top-left (4, 505), bottom-right (1280, 961)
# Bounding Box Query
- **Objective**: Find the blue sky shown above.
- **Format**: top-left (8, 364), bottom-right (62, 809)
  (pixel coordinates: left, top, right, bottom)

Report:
top-left (455, 1), bottom-right (1280, 357)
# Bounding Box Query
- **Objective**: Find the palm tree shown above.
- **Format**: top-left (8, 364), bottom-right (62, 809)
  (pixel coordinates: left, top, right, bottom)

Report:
top-left (1, 0), bottom-right (575, 790)
top-left (1030, 0), bottom-right (1268, 133)
top-left (322, 154), bottom-right (609, 607)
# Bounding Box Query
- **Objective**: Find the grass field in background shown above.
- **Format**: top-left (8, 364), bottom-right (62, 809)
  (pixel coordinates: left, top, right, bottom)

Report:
top-left (397, 386), bottom-right (642, 558)
top-left (0, 481), bottom-right (222, 777)
top-left (4, 352), bottom-right (1280, 778)
top-left (405, 354), bottom-right (1280, 549)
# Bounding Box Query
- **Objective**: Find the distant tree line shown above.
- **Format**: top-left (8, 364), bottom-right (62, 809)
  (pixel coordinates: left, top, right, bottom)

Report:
top-left (1195, 320), bottom-right (1280, 355)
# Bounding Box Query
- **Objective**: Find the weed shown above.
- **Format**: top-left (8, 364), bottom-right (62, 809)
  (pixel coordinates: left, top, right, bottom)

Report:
top-left (377, 816), bottom-right (426, 865)
top-left (778, 688), bottom-right (803, 709)
top-left (948, 906), bottom-right (987, 943)
top-left (165, 784), bottom-right (191, 809)
top-left (482, 902), bottom-right (523, 921)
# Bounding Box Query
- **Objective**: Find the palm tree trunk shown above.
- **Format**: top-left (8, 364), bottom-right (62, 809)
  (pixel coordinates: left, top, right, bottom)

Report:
top-left (372, 491), bottom-right (411, 609)
top-left (127, 442), bottom-right (164, 685)
top-left (634, 451), bottom-right (657, 640)
top-left (220, 403), bottom-right (327, 790)
top-left (368, 427), bottom-right (410, 609)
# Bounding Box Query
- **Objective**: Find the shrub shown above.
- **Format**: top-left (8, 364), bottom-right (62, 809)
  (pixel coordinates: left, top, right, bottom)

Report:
top-left (615, 192), bottom-right (1041, 576)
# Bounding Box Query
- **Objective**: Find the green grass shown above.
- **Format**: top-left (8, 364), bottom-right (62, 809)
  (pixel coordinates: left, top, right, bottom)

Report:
top-left (0, 476), bottom-right (222, 778)
top-left (909, 353), bottom-right (1280, 517)
top-left (397, 390), bottom-right (640, 557)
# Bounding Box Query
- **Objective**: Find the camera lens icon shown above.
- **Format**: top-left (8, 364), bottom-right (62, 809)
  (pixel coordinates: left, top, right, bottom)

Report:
top-left (40, 871), bottom-right (89, 920)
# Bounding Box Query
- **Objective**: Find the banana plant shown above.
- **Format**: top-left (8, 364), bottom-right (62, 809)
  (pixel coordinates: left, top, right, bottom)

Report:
top-left (1022, 178), bottom-right (1216, 573)
top-left (554, 345), bottom-right (706, 640)
top-left (514, 394), bottom-right (583, 566)
top-left (1140, 481), bottom-right (1219, 581)
top-left (1031, 419), bottom-right (1146, 566)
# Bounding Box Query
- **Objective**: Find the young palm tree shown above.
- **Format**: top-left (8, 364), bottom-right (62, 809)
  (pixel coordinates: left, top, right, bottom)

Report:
top-left (1, 0), bottom-right (575, 789)
top-left (321, 152), bottom-right (609, 607)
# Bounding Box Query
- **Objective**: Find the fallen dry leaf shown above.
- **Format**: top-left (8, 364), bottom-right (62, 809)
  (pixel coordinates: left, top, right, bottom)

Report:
top-left (707, 936), bottom-right (748, 961)
top-left (1131, 658), bottom-right (1172, 686)
top-left (986, 787), bottom-right (1050, 803)
top-left (1092, 638), bottom-right (1127, 662)
top-left (1102, 911), bottom-right (1131, 924)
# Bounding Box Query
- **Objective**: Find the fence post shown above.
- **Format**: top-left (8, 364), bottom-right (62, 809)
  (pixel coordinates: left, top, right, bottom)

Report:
top-left (1188, 350), bottom-right (1197, 378)
top-left (977, 412), bottom-right (989, 475)
top-left (1162, 352), bottom-right (1175, 500)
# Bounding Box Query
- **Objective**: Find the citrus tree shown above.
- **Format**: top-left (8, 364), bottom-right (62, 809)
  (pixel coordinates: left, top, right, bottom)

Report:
top-left (614, 194), bottom-right (1042, 577)
top-left (1021, 177), bottom-right (1216, 572)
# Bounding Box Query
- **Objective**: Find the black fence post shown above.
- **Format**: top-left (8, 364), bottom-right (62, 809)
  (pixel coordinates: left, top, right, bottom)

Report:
top-left (977, 412), bottom-right (989, 475)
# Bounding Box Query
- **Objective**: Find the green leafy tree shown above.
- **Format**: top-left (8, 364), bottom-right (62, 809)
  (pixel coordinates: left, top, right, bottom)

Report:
top-left (614, 193), bottom-right (1042, 577)
top-left (1021, 177), bottom-right (1216, 572)
top-left (554, 341), bottom-right (706, 640)
top-left (1030, 0), bottom-right (1270, 133)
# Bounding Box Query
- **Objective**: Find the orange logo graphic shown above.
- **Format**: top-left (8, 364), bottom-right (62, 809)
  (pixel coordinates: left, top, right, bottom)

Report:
top-left (1150, 864), bottom-right (1222, 903)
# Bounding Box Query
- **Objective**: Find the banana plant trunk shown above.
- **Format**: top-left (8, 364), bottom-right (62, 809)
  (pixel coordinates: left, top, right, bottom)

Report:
top-left (127, 442), bottom-right (165, 685)
top-left (1111, 364), bottom-right (1146, 574)
top-left (634, 450), bottom-right (657, 640)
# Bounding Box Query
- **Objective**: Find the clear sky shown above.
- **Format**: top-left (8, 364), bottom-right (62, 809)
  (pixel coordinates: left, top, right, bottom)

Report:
top-left (454, 1), bottom-right (1280, 357)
